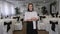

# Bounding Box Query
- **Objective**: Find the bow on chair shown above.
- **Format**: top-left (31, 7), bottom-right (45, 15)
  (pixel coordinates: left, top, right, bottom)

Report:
top-left (39, 16), bottom-right (46, 20)
top-left (50, 21), bottom-right (58, 32)
top-left (4, 21), bottom-right (12, 32)
top-left (13, 16), bottom-right (20, 21)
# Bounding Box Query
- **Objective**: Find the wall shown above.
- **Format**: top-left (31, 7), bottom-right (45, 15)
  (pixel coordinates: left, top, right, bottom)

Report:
top-left (14, 2), bottom-right (51, 15)
top-left (0, 0), bottom-right (58, 16)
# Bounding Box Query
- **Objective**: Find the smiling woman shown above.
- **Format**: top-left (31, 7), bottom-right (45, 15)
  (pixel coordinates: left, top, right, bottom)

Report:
top-left (24, 3), bottom-right (39, 34)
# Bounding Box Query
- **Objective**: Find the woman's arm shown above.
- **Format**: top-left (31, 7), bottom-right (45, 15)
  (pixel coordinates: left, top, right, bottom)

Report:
top-left (31, 11), bottom-right (39, 21)
top-left (31, 17), bottom-right (39, 21)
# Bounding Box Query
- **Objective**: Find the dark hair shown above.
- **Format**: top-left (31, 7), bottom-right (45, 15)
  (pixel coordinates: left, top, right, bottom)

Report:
top-left (27, 3), bottom-right (34, 11)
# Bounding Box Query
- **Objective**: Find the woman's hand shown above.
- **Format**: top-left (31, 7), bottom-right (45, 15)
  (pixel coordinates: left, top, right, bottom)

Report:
top-left (25, 19), bottom-right (32, 21)
top-left (24, 19), bottom-right (31, 21)
top-left (31, 17), bottom-right (38, 21)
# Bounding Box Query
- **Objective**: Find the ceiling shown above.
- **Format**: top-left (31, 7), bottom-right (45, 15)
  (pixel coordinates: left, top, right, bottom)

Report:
top-left (5, 0), bottom-right (56, 4)
top-left (0, 0), bottom-right (56, 7)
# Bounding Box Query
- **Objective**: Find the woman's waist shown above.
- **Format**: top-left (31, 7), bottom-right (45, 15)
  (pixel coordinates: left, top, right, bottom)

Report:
top-left (26, 21), bottom-right (33, 23)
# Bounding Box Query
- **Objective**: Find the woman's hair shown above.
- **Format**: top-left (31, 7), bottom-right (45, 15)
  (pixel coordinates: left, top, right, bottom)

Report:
top-left (27, 3), bottom-right (34, 11)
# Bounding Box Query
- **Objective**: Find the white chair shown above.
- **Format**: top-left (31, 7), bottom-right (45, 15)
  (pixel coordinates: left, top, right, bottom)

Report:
top-left (14, 21), bottom-right (23, 30)
top-left (58, 18), bottom-right (60, 34)
top-left (45, 18), bottom-right (59, 34)
top-left (0, 19), bottom-right (16, 34)
top-left (0, 20), bottom-right (4, 34)
top-left (37, 16), bottom-right (49, 30)
top-left (12, 16), bottom-right (23, 30)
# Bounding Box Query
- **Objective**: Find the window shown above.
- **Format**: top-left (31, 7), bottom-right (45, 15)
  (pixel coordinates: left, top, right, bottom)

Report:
top-left (0, 1), bottom-right (15, 16)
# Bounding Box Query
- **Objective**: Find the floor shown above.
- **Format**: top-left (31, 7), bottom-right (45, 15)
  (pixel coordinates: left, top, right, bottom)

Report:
top-left (13, 30), bottom-right (49, 34)
top-left (13, 22), bottom-right (49, 34)
top-left (13, 30), bottom-right (22, 34)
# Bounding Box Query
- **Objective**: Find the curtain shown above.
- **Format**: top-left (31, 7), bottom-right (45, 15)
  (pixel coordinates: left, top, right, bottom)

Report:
top-left (0, 1), bottom-right (15, 16)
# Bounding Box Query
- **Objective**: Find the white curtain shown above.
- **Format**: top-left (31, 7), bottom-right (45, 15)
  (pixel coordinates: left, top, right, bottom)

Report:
top-left (0, 1), bottom-right (15, 16)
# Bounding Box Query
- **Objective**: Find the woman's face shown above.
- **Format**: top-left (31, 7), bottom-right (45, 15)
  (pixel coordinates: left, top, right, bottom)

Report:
top-left (29, 5), bottom-right (33, 11)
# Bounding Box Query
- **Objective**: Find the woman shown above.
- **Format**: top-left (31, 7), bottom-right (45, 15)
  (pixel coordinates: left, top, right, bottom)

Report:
top-left (24, 3), bottom-right (39, 34)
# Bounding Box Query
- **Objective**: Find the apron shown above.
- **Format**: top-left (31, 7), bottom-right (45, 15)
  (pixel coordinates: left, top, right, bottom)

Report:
top-left (26, 21), bottom-right (37, 34)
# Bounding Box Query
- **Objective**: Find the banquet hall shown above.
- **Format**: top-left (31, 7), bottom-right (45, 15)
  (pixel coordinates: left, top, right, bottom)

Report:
top-left (0, 0), bottom-right (60, 34)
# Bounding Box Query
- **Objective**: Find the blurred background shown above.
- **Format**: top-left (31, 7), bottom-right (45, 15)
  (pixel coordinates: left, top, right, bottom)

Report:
top-left (0, 0), bottom-right (60, 34)
top-left (0, 0), bottom-right (59, 16)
